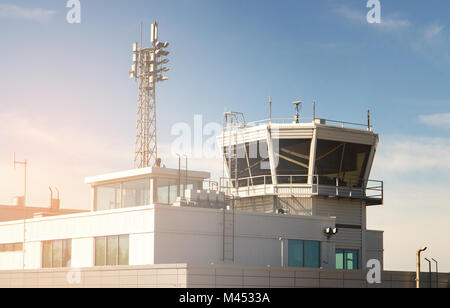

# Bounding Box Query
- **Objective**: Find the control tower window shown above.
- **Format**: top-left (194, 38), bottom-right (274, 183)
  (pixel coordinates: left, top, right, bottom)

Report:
top-left (224, 140), bottom-right (271, 186)
top-left (274, 139), bottom-right (311, 184)
top-left (315, 140), bottom-right (371, 187)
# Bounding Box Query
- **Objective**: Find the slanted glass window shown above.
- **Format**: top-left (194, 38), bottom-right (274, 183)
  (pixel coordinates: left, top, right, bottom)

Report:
top-left (123, 178), bottom-right (150, 208)
top-left (96, 183), bottom-right (121, 211)
top-left (288, 240), bottom-right (320, 268)
top-left (315, 140), bottom-right (371, 187)
top-left (275, 139), bottom-right (311, 184)
top-left (225, 140), bottom-right (272, 187)
top-left (42, 239), bottom-right (72, 268)
top-left (336, 249), bottom-right (359, 270)
top-left (95, 235), bottom-right (129, 266)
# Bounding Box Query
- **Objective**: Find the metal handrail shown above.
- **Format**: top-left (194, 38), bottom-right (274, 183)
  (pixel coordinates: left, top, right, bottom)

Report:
top-left (211, 174), bottom-right (383, 201)
top-left (222, 117), bottom-right (373, 131)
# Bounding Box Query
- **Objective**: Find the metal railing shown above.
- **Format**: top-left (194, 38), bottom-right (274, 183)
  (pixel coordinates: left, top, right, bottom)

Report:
top-left (212, 174), bottom-right (383, 203)
top-left (222, 117), bottom-right (373, 131)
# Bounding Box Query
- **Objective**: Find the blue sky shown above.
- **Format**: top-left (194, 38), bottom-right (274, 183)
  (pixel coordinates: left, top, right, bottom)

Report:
top-left (1, 0), bottom-right (450, 271)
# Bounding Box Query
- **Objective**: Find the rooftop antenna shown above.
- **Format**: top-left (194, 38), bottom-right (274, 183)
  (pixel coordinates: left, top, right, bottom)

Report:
top-left (130, 21), bottom-right (170, 168)
top-left (292, 101), bottom-right (302, 123)
top-left (367, 109), bottom-right (371, 130)
top-left (313, 101), bottom-right (316, 120)
top-left (269, 96), bottom-right (272, 123)
top-left (13, 152), bottom-right (28, 207)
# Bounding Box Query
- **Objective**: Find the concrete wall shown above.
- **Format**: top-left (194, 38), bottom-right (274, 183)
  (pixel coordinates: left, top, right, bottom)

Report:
top-left (0, 205), bottom-right (334, 270)
top-left (153, 206), bottom-right (334, 268)
top-left (365, 230), bottom-right (383, 269)
top-left (0, 263), bottom-right (447, 288)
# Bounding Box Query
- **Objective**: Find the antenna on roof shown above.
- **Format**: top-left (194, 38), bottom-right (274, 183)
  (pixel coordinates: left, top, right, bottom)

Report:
top-left (313, 101), bottom-right (316, 120)
top-left (292, 101), bottom-right (302, 123)
top-left (269, 96), bottom-right (272, 123)
top-left (367, 109), bottom-right (371, 130)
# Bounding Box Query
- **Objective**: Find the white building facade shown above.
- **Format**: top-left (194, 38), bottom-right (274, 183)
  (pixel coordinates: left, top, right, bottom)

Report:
top-left (0, 117), bottom-right (384, 276)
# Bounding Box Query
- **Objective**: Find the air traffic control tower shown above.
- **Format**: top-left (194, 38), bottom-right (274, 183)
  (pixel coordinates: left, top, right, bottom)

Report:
top-left (218, 104), bottom-right (383, 269)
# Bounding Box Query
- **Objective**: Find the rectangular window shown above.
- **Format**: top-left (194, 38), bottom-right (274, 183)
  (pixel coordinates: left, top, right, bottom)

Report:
top-left (157, 178), bottom-right (169, 204)
top-left (42, 239), bottom-right (72, 268)
top-left (95, 237), bottom-right (106, 266)
top-left (304, 241), bottom-right (320, 268)
top-left (118, 235), bottom-right (129, 266)
top-left (107, 236), bottom-right (118, 266)
top-left (288, 240), bottom-right (303, 267)
top-left (0, 242), bottom-right (23, 253)
top-left (122, 178), bottom-right (150, 208)
top-left (336, 249), bottom-right (359, 270)
top-left (96, 183), bottom-right (121, 211)
top-left (288, 240), bottom-right (320, 268)
top-left (42, 241), bottom-right (52, 268)
top-left (95, 235), bottom-right (129, 266)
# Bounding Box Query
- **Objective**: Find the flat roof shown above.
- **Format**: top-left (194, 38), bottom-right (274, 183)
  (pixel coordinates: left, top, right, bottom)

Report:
top-left (85, 167), bottom-right (211, 185)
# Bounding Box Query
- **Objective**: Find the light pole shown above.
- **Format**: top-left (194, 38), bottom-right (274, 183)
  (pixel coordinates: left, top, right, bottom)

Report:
top-left (432, 258), bottom-right (438, 288)
top-left (424, 258), bottom-right (432, 289)
top-left (416, 246), bottom-right (427, 288)
top-left (176, 154), bottom-right (182, 198)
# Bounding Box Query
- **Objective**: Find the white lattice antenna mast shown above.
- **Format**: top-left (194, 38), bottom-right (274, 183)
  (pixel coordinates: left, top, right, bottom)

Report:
top-left (129, 21), bottom-right (170, 168)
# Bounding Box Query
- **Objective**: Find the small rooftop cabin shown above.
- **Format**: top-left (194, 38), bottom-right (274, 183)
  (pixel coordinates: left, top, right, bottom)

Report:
top-left (85, 167), bottom-right (217, 211)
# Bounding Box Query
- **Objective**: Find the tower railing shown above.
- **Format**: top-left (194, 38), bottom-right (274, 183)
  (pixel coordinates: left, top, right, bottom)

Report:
top-left (215, 174), bottom-right (383, 204)
top-left (222, 117), bottom-right (373, 132)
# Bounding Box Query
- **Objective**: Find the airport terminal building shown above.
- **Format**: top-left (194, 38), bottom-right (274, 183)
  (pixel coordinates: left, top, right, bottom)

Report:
top-left (0, 115), bottom-right (447, 288)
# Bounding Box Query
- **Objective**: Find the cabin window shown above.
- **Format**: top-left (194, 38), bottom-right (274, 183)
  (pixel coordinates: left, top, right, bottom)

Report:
top-left (274, 139), bottom-right (312, 184)
top-left (224, 140), bottom-right (271, 186)
top-left (315, 140), bottom-right (371, 187)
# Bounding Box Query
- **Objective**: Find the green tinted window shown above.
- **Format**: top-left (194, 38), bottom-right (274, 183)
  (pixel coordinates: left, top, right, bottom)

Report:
top-left (288, 240), bottom-right (304, 267)
top-left (304, 241), bottom-right (320, 268)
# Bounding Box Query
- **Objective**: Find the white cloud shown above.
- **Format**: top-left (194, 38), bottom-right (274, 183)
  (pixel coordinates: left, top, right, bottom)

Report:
top-left (0, 4), bottom-right (56, 22)
top-left (422, 23), bottom-right (445, 41)
top-left (418, 113), bottom-right (450, 129)
top-left (373, 136), bottom-right (450, 175)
